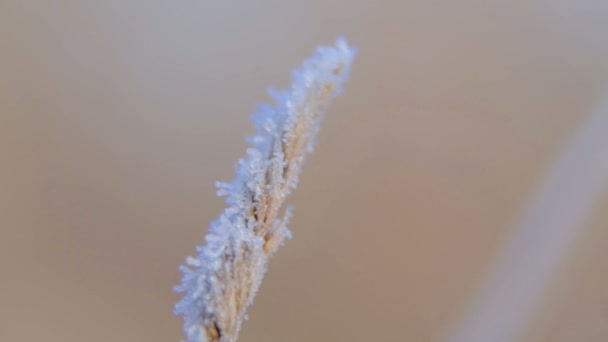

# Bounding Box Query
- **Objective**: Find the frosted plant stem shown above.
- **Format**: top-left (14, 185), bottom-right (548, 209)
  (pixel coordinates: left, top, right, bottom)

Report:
top-left (174, 39), bottom-right (355, 342)
top-left (448, 95), bottom-right (608, 342)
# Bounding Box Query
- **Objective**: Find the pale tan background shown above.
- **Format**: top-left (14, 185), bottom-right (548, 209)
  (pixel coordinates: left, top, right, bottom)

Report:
top-left (1, 1), bottom-right (608, 341)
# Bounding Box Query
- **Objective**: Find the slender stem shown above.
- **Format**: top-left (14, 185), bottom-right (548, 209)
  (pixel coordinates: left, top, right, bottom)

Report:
top-left (448, 96), bottom-right (608, 342)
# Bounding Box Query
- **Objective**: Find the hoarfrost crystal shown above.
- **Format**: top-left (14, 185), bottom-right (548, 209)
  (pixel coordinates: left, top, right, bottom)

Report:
top-left (174, 38), bottom-right (355, 342)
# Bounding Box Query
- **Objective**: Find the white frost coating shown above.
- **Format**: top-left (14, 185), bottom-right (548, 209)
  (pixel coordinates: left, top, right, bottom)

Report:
top-left (174, 39), bottom-right (355, 342)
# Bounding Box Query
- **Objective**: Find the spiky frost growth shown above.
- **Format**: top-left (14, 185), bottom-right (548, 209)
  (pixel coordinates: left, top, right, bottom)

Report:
top-left (174, 39), bottom-right (355, 342)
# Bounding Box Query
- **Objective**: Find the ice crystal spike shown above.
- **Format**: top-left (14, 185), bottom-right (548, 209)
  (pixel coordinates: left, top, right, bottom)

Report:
top-left (174, 38), bottom-right (355, 342)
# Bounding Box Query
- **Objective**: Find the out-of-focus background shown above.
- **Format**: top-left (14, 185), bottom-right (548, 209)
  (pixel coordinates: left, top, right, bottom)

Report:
top-left (1, 1), bottom-right (607, 341)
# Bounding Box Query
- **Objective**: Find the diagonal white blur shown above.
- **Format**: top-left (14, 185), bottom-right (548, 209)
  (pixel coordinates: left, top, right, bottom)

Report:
top-left (449, 95), bottom-right (608, 342)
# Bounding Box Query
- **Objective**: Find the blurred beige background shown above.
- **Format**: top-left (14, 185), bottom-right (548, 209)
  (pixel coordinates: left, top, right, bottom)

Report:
top-left (1, 1), bottom-right (608, 341)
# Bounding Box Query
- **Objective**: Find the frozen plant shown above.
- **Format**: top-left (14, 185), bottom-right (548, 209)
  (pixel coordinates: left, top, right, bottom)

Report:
top-left (174, 38), bottom-right (355, 342)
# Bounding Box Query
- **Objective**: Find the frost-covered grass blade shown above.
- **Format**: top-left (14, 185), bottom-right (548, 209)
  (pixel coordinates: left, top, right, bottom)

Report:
top-left (174, 38), bottom-right (355, 342)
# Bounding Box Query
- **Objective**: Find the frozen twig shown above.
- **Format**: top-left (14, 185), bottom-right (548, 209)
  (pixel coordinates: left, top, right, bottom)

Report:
top-left (174, 39), bottom-right (355, 342)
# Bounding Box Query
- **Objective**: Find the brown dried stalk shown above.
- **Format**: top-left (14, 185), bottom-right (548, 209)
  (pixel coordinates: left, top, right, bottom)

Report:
top-left (174, 39), bottom-right (355, 342)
